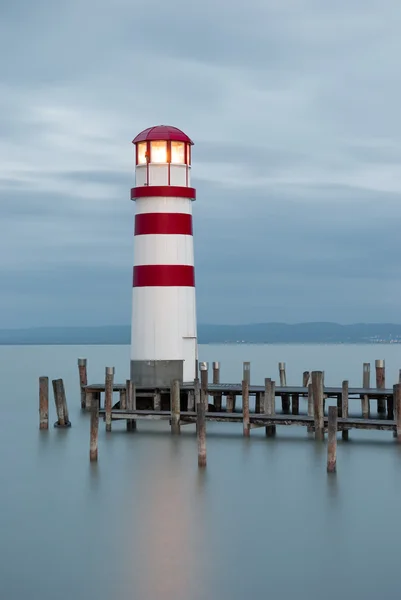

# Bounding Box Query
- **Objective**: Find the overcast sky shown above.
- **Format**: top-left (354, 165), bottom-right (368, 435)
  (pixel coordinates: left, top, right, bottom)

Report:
top-left (1, 0), bottom-right (401, 328)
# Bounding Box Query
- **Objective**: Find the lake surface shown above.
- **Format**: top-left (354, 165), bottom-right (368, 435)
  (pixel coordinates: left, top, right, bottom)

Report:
top-left (1, 343), bottom-right (401, 599)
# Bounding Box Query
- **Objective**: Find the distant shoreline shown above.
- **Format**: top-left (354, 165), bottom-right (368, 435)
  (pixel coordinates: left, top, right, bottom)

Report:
top-left (1, 322), bottom-right (401, 345)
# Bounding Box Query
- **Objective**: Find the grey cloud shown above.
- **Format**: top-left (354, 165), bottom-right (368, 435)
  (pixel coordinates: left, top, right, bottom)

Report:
top-left (1, 0), bottom-right (401, 327)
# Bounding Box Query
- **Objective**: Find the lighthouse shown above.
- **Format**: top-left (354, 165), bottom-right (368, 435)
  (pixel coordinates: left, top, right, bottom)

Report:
top-left (130, 125), bottom-right (198, 387)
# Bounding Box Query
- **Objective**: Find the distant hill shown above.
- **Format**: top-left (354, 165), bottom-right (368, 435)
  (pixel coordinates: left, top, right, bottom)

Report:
top-left (1, 322), bottom-right (401, 344)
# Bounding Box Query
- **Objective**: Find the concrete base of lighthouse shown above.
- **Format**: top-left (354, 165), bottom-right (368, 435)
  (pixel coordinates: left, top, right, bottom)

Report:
top-left (130, 359), bottom-right (185, 388)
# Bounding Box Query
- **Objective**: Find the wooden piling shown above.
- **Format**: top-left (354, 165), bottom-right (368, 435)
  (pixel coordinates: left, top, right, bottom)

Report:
top-left (187, 389), bottom-right (195, 411)
top-left (388, 390), bottom-right (394, 420)
top-left (153, 390), bottom-right (161, 411)
top-left (376, 359), bottom-right (386, 415)
top-left (342, 380), bottom-right (349, 441)
top-left (327, 405), bottom-right (337, 473)
top-left (197, 397), bottom-right (207, 467)
top-left (307, 383), bottom-right (313, 433)
top-left (279, 362), bottom-right (290, 414)
top-left (90, 393), bottom-right (99, 462)
top-left (78, 358), bottom-right (88, 409)
top-left (104, 367), bottom-right (114, 432)
top-left (226, 391), bottom-right (234, 413)
top-left (120, 388), bottom-right (127, 410)
top-left (39, 376), bottom-right (49, 430)
top-left (52, 378), bottom-right (70, 428)
top-left (292, 393), bottom-right (299, 415)
top-left (264, 377), bottom-right (276, 437)
top-left (62, 380), bottom-right (70, 426)
top-left (213, 361), bottom-right (222, 411)
top-left (394, 384), bottom-right (401, 441)
top-left (200, 361), bottom-right (208, 390)
top-left (171, 379), bottom-right (181, 434)
top-left (362, 363), bottom-right (370, 418)
top-left (312, 371), bottom-right (324, 440)
top-left (337, 393), bottom-right (342, 418)
top-left (126, 379), bottom-right (136, 431)
top-left (255, 391), bottom-right (263, 413)
top-left (303, 371), bottom-right (310, 387)
top-left (243, 362), bottom-right (251, 384)
top-left (242, 379), bottom-right (250, 437)
top-left (199, 362), bottom-right (208, 410)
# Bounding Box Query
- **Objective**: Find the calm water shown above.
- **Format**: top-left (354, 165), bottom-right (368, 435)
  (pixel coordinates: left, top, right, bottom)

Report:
top-left (1, 343), bottom-right (401, 599)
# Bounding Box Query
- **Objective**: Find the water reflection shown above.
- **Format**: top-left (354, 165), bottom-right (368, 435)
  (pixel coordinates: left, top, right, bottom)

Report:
top-left (117, 446), bottom-right (206, 600)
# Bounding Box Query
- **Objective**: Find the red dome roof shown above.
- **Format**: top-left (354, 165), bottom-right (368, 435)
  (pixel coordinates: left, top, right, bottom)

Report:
top-left (132, 125), bottom-right (193, 145)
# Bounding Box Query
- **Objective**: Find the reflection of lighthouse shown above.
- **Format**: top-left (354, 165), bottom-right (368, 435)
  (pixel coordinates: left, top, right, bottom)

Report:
top-left (130, 125), bottom-right (198, 387)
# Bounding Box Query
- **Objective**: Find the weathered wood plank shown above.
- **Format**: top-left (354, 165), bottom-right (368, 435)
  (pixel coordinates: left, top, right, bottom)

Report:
top-left (242, 379), bottom-right (250, 437)
top-left (312, 371), bottom-right (324, 440)
top-left (342, 380), bottom-right (349, 441)
top-left (39, 376), bottom-right (49, 430)
top-left (104, 367), bottom-right (114, 432)
top-left (327, 406), bottom-right (337, 473)
top-left (90, 392), bottom-right (99, 461)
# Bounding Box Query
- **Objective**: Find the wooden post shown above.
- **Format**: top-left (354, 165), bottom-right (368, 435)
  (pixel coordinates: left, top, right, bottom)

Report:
top-left (362, 363), bottom-right (370, 418)
top-left (264, 377), bottom-right (276, 437)
top-left (388, 388), bottom-right (394, 420)
top-left (292, 393), bottom-right (299, 415)
top-left (242, 379), bottom-right (250, 437)
top-left (61, 379), bottom-right (70, 426)
top-left (279, 362), bottom-right (290, 414)
top-left (90, 393), bottom-right (99, 461)
top-left (327, 406), bottom-right (337, 473)
top-left (303, 371), bottom-right (310, 387)
top-left (52, 379), bottom-right (65, 427)
top-left (243, 361), bottom-right (251, 384)
top-left (120, 388), bottom-right (127, 410)
top-left (197, 396), bottom-right (207, 467)
top-left (199, 361), bottom-right (208, 390)
top-left (342, 380), bottom-right (349, 441)
top-left (312, 371), bottom-right (324, 440)
top-left (85, 390), bottom-right (93, 410)
top-left (376, 359), bottom-right (386, 415)
top-left (337, 394), bottom-right (342, 417)
top-left (226, 392), bottom-right (234, 413)
top-left (199, 362), bottom-right (208, 410)
top-left (213, 361), bottom-right (220, 383)
top-left (171, 379), bottom-right (181, 434)
top-left (255, 391), bottom-right (263, 414)
top-left (126, 379), bottom-right (136, 431)
top-left (104, 367), bottom-right (114, 432)
top-left (394, 384), bottom-right (401, 441)
top-left (39, 376), bottom-right (49, 430)
top-left (213, 361), bottom-right (222, 411)
top-left (187, 389), bottom-right (195, 412)
top-left (153, 390), bottom-right (161, 411)
top-left (52, 379), bottom-right (70, 428)
top-left (307, 383), bottom-right (313, 433)
top-left (78, 358), bottom-right (88, 409)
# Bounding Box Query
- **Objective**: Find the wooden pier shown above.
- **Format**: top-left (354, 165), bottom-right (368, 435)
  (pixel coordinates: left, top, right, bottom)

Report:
top-left (39, 357), bottom-right (401, 469)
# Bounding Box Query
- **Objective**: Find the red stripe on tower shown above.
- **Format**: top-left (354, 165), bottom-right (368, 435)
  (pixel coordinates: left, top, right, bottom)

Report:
top-left (131, 186), bottom-right (196, 200)
top-left (133, 265), bottom-right (195, 287)
top-left (135, 213), bottom-right (193, 236)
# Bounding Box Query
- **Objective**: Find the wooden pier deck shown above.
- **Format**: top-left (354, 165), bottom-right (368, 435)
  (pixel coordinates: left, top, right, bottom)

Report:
top-left (98, 408), bottom-right (397, 431)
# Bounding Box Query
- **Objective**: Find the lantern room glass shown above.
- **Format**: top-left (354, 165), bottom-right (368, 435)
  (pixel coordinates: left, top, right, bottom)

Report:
top-left (151, 140), bottom-right (167, 163)
top-left (171, 141), bottom-right (186, 164)
top-left (137, 142), bottom-right (147, 165)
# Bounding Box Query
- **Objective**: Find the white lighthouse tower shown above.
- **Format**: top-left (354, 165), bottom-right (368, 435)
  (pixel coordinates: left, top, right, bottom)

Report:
top-left (130, 125), bottom-right (198, 387)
